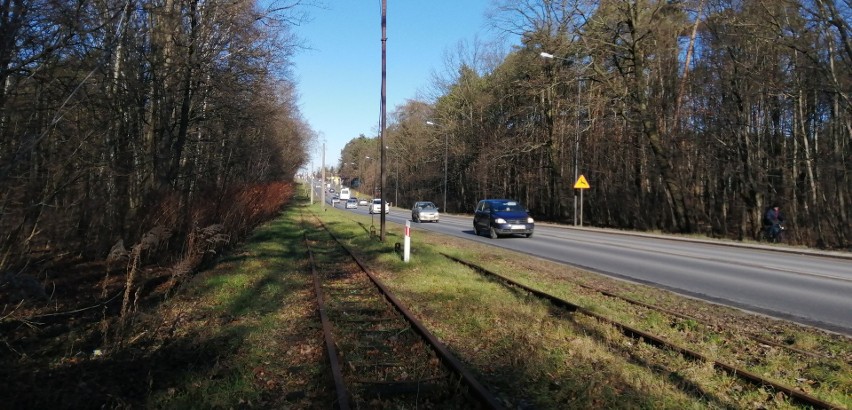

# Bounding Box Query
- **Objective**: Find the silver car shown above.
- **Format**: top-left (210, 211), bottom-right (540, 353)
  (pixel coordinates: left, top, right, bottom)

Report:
top-left (411, 201), bottom-right (439, 223)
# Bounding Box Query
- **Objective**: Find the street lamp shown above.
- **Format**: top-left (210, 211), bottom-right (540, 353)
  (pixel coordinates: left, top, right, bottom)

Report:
top-left (385, 145), bottom-right (399, 206)
top-left (365, 156), bottom-right (375, 196)
top-left (321, 142), bottom-right (326, 211)
top-left (540, 51), bottom-right (584, 226)
top-left (426, 121), bottom-right (448, 212)
top-left (342, 162), bottom-right (356, 188)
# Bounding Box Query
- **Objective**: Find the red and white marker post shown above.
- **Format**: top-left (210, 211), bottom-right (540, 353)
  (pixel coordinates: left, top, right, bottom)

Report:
top-left (403, 221), bottom-right (411, 262)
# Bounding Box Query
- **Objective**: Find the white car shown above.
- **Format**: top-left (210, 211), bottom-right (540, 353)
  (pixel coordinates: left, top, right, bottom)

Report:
top-left (370, 199), bottom-right (390, 214)
top-left (358, 198), bottom-right (369, 206)
top-left (345, 198), bottom-right (358, 209)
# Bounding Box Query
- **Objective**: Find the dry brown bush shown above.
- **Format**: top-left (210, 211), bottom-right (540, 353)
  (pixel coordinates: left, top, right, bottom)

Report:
top-left (0, 182), bottom-right (294, 329)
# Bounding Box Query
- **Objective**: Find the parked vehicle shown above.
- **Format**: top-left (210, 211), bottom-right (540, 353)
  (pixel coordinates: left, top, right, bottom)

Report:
top-left (370, 198), bottom-right (390, 214)
top-left (345, 198), bottom-right (358, 209)
top-left (411, 201), bottom-right (439, 223)
top-left (473, 199), bottom-right (534, 238)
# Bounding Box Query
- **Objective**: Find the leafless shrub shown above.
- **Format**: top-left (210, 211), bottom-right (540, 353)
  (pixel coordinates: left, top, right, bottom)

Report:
top-left (166, 224), bottom-right (231, 295)
top-left (121, 226), bottom-right (172, 318)
top-left (103, 240), bottom-right (129, 298)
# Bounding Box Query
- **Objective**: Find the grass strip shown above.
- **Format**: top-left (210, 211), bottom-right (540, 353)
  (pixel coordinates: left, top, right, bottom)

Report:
top-left (144, 195), bottom-right (851, 409)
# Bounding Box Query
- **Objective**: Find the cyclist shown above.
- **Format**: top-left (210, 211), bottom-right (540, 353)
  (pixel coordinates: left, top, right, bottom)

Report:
top-left (763, 204), bottom-right (784, 241)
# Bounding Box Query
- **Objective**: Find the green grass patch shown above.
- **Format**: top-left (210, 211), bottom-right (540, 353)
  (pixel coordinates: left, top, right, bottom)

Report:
top-left (143, 192), bottom-right (851, 409)
top-left (146, 204), bottom-right (330, 408)
top-left (311, 201), bottom-right (851, 409)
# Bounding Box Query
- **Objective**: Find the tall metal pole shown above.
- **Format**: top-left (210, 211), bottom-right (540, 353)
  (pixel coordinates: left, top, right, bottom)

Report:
top-left (443, 133), bottom-right (448, 212)
top-left (427, 121), bottom-right (449, 212)
top-left (574, 78), bottom-right (580, 226)
top-left (395, 155), bottom-right (399, 206)
top-left (541, 52), bottom-right (585, 226)
top-left (379, 0), bottom-right (387, 241)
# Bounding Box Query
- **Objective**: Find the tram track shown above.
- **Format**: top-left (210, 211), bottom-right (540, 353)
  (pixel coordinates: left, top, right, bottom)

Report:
top-left (441, 253), bottom-right (846, 410)
top-left (537, 267), bottom-right (845, 364)
top-left (300, 211), bottom-right (502, 409)
top-left (336, 211), bottom-right (848, 364)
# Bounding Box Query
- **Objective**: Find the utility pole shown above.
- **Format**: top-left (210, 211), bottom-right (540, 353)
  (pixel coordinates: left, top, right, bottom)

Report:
top-left (379, 0), bottom-right (387, 241)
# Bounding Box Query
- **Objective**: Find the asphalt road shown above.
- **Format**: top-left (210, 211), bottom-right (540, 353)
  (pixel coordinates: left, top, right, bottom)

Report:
top-left (320, 196), bottom-right (852, 336)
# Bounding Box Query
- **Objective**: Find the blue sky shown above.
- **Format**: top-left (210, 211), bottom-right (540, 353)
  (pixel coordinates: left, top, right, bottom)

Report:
top-left (291, 1), bottom-right (500, 169)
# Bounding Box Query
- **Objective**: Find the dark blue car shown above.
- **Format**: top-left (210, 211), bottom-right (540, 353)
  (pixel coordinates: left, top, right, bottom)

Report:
top-left (473, 199), bottom-right (534, 239)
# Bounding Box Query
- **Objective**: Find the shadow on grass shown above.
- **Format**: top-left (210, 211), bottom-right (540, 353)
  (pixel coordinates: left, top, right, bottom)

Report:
top-left (1, 327), bottom-right (249, 409)
top-left (1, 200), bottom-right (322, 409)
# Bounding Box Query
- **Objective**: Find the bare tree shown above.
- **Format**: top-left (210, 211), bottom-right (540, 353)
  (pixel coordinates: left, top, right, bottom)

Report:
top-left (0, 0), bottom-right (313, 273)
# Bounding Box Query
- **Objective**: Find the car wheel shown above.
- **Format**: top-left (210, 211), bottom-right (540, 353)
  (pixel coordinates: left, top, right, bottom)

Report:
top-left (489, 227), bottom-right (498, 239)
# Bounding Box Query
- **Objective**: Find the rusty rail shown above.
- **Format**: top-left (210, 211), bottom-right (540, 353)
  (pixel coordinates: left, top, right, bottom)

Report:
top-left (304, 212), bottom-right (503, 409)
top-left (305, 233), bottom-right (351, 409)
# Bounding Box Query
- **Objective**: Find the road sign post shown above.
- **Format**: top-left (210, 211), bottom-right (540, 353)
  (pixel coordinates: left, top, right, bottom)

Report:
top-left (573, 175), bottom-right (590, 226)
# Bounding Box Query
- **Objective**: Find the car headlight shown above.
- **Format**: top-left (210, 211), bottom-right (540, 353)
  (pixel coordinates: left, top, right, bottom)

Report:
top-left (527, 217), bottom-right (535, 223)
top-left (494, 218), bottom-right (507, 224)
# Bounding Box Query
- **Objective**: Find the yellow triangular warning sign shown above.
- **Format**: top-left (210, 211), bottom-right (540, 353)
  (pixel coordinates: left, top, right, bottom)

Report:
top-left (574, 175), bottom-right (590, 189)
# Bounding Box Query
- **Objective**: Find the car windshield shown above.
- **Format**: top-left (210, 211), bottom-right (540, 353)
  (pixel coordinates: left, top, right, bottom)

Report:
top-left (494, 201), bottom-right (525, 212)
top-left (418, 203), bottom-right (436, 209)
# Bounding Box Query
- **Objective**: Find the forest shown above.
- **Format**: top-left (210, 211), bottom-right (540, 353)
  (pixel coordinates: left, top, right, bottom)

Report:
top-left (0, 0), bottom-right (312, 283)
top-left (1, 0), bottom-right (850, 293)
top-left (339, 0), bottom-right (851, 250)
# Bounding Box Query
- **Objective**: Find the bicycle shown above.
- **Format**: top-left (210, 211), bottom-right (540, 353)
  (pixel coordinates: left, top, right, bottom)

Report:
top-left (761, 223), bottom-right (786, 243)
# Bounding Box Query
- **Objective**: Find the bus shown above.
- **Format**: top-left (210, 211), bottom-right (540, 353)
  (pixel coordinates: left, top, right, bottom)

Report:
top-left (339, 188), bottom-right (351, 200)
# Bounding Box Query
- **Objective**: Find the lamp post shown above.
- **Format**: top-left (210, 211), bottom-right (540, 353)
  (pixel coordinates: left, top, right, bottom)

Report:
top-left (425, 121), bottom-right (448, 212)
top-left (395, 157), bottom-right (399, 207)
top-left (386, 146), bottom-right (398, 206)
top-left (343, 162), bottom-right (355, 188)
top-left (321, 142), bottom-right (326, 211)
top-left (365, 156), bottom-right (375, 197)
top-left (540, 52), bottom-right (585, 226)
